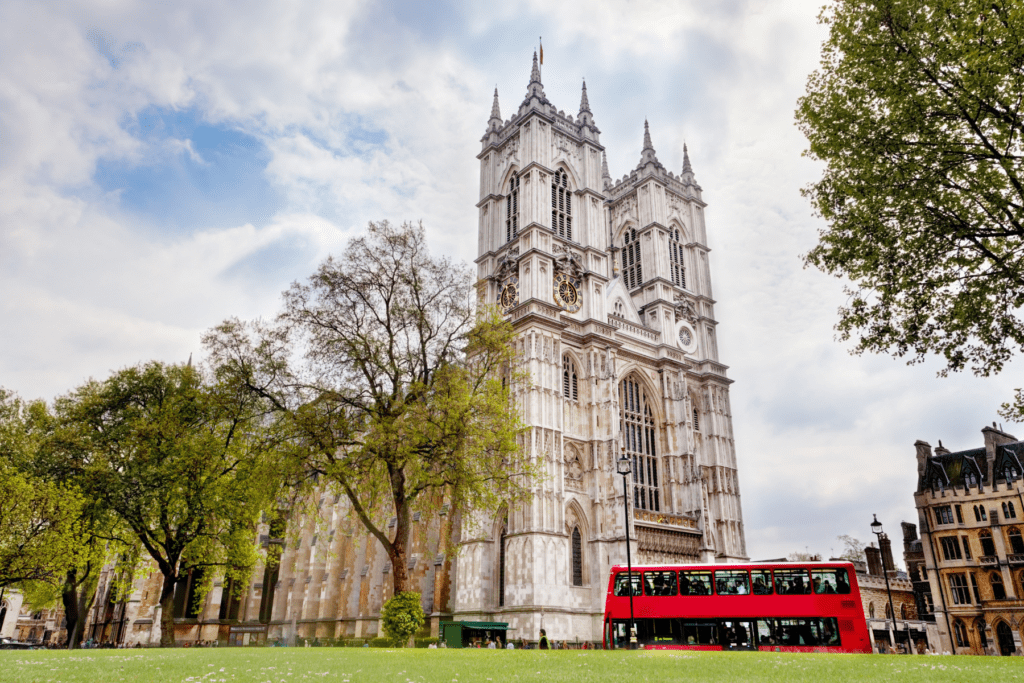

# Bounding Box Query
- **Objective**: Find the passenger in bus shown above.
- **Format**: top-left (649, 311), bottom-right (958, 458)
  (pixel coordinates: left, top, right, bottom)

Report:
top-left (752, 577), bottom-right (770, 595)
top-left (836, 572), bottom-right (850, 594)
top-left (679, 574), bottom-right (692, 595)
top-left (735, 580), bottom-right (747, 595)
top-left (791, 576), bottom-right (807, 594)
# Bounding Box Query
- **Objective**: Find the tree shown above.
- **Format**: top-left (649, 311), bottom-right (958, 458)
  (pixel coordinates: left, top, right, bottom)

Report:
top-left (51, 362), bottom-right (284, 647)
top-left (836, 534), bottom-right (867, 562)
top-left (796, 0), bottom-right (1024, 388)
top-left (380, 591), bottom-right (425, 647)
top-left (204, 220), bottom-right (536, 597)
top-left (787, 551), bottom-right (823, 562)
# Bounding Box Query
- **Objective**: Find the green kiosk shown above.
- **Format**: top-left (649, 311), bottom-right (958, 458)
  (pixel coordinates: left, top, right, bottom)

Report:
top-left (439, 621), bottom-right (509, 648)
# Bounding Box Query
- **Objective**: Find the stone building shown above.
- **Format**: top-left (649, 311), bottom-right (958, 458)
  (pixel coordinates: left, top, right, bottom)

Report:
top-left (914, 424), bottom-right (1024, 656)
top-left (81, 54), bottom-right (747, 648)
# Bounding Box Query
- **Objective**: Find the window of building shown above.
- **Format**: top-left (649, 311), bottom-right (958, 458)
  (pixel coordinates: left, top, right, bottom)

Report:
top-left (505, 173), bottom-right (520, 243)
top-left (900, 604), bottom-right (908, 619)
top-left (620, 375), bottom-right (659, 512)
top-left (981, 506), bottom-right (988, 521)
top-left (974, 505), bottom-right (983, 522)
top-left (980, 529), bottom-right (997, 557)
top-left (551, 169), bottom-right (572, 241)
top-left (885, 602), bottom-right (892, 619)
top-left (976, 618), bottom-right (989, 650)
top-left (953, 619), bottom-right (969, 648)
top-left (868, 602), bottom-right (875, 618)
top-left (940, 536), bottom-right (962, 561)
top-left (692, 408), bottom-right (700, 432)
top-left (563, 355), bottom-right (578, 401)
top-left (948, 573), bottom-right (971, 604)
top-left (964, 468), bottom-right (978, 489)
top-left (954, 504), bottom-right (963, 524)
top-left (934, 505), bottom-right (955, 525)
top-left (961, 536), bottom-right (972, 559)
top-left (970, 573), bottom-right (981, 603)
top-left (1007, 527), bottom-right (1024, 554)
top-left (571, 527), bottom-right (583, 587)
top-left (622, 228), bottom-right (643, 290)
top-left (498, 525), bottom-right (507, 607)
top-left (669, 229), bottom-right (686, 288)
top-left (1002, 502), bottom-right (1017, 520)
top-left (1010, 502), bottom-right (1018, 519)
top-left (1005, 464), bottom-right (1021, 482)
top-left (990, 572), bottom-right (1006, 600)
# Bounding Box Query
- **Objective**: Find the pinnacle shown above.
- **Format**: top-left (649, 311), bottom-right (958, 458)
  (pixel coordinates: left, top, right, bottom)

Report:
top-left (682, 142), bottom-right (693, 174)
top-left (638, 119), bottom-right (663, 170)
top-left (579, 79), bottom-right (591, 113)
top-left (530, 50), bottom-right (542, 84)
top-left (642, 119), bottom-right (654, 152)
top-left (602, 150), bottom-right (612, 188)
top-left (490, 87), bottom-right (501, 122)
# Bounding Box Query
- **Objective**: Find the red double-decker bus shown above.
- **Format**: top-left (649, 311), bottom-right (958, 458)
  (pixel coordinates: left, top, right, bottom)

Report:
top-left (603, 561), bottom-right (872, 653)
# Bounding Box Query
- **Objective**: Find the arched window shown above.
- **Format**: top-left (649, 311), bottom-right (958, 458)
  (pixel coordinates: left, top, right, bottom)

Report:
top-left (974, 505), bottom-right (983, 522)
top-left (1003, 502), bottom-right (1011, 519)
top-left (1009, 502), bottom-right (1017, 518)
top-left (563, 355), bottom-right (578, 401)
top-left (981, 506), bottom-right (988, 521)
top-left (963, 465), bottom-right (978, 489)
top-left (976, 618), bottom-right (989, 650)
top-left (498, 524), bottom-right (507, 607)
top-left (552, 169), bottom-right (572, 240)
top-left (622, 228), bottom-right (643, 290)
top-left (980, 529), bottom-right (996, 557)
top-left (506, 173), bottom-right (520, 243)
top-left (990, 572), bottom-right (1006, 600)
top-left (900, 603), bottom-right (908, 619)
top-left (669, 228), bottom-right (686, 288)
top-left (953, 619), bottom-right (969, 648)
top-left (614, 299), bottom-right (624, 316)
top-left (1007, 527), bottom-right (1024, 554)
top-left (868, 602), bottom-right (875, 618)
top-left (620, 375), bottom-right (659, 512)
top-left (571, 527), bottom-right (583, 587)
top-left (692, 407), bottom-right (700, 432)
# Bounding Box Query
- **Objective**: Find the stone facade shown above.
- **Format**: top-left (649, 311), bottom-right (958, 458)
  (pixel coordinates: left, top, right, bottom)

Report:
top-left (914, 424), bottom-right (1024, 656)
top-left (459, 52), bottom-right (747, 643)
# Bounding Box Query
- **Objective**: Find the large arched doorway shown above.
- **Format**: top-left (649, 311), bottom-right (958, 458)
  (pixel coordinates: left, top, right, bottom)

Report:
top-left (996, 621), bottom-right (1015, 656)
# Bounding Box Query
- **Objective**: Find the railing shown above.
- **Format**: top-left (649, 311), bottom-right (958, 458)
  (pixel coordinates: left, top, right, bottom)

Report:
top-left (608, 314), bottom-right (660, 342)
top-left (979, 555), bottom-right (999, 566)
top-left (1008, 553), bottom-right (1024, 565)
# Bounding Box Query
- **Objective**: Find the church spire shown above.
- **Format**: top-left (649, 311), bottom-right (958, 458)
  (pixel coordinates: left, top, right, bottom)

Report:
top-left (579, 79), bottom-right (591, 113)
top-left (530, 49), bottom-right (542, 85)
top-left (638, 119), bottom-right (663, 170)
top-left (522, 50), bottom-right (548, 106)
top-left (682, 142), bottom-right (693, 174)
top-left (602, 149), bottom-right (612, 190)
top-left (488, 87), bottom-right (502, 129)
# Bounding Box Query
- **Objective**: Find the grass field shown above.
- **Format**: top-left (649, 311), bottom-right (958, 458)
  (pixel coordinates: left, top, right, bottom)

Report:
top-left (2, 647), bottom-right (1022, 683)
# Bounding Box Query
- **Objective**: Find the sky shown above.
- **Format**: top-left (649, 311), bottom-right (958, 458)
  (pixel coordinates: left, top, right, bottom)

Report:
top-left (1, 0), bottom-right (1020, 565)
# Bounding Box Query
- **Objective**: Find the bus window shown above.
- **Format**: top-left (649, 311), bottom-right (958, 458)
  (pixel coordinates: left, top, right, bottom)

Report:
top-left (647, 618), bottom-right (683, 644)
top-left (721, 619), bottom-right (755, 649)
top-left (776, 618), bottom-right (841, 646)
top-left (613, 572), bottom-right (642, 597)
top-left (612, 621), bottom-right (629, 648)
top-left (643, 571), bottom-right (678, 596)
top-left (679, 570), bottom-right (713, 596)
top-left (812, 568), bottom-right (850, 594)
top-left (751, 569), bottom-right (773, 595)
top-left (756, 619), bottom-right (779, 645)
top-left (715, 569), bottom-right (750, 595)
top-left (773, 568), bottom-right (812, 595)
top-left (680, 620), bottom-right (718, 645)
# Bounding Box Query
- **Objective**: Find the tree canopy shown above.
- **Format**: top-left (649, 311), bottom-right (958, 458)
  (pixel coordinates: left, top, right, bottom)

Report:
top-left (204, 220), bottom-right (536, 596)
top-left (50, 362), bottom-right (284, 646)
top-left (796, 0), bottom-right (1024, 384)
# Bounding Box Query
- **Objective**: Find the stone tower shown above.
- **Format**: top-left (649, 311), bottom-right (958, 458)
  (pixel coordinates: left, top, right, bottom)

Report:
top-left (454, 54), bottom-right (747, 643)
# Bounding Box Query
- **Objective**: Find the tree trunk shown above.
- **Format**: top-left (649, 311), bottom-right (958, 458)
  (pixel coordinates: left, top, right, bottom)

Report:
top-left (159, 572), bottom-right (177, 648)
top-left (62, 569), bottom-right (80, 649)
top-left (389, 511), bottom-right (410, 596)
top-left (74, 582), bottom-right (95, 649)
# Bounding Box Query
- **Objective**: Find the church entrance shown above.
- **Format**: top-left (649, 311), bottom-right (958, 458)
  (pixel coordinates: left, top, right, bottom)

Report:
top-left (996, 621), bottom-right (1015, 656)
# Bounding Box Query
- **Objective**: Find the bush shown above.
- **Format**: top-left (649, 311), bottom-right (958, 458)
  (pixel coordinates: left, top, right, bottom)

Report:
top-left (379, 592), bottom-right (426, 647)
top-left (415, 637), bottom-right (439, 648)
top-left (368, 637), bottom-right (392, 648)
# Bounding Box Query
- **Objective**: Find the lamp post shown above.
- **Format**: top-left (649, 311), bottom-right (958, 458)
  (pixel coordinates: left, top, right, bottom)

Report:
top-left (871, 514), bottom-right (900, 653)
top-left (617, 451), bottom-right (637, 649)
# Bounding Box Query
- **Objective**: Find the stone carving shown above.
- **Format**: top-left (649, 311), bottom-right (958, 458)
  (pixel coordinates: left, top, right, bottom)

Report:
top-left (674, 295), bottom-right (698, 324)
top-left (635, 526), bottom-right (700, 558)
top-left (553, 244), bottom-right (584, 278)
top-left (495, 248), bottom-right (520, 281)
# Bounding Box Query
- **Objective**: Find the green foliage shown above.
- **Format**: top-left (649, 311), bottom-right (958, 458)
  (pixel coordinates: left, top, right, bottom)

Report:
top-left (380, 591), bottom-right (426, 647)
top-left (414, 637), bottom-right (440, 648)
top-left (796, 0), bottom-right (1024, 381)
top-left (369, 637), bottom-right (394, 648)
top-left (204, 221), bottom-right (538, 594)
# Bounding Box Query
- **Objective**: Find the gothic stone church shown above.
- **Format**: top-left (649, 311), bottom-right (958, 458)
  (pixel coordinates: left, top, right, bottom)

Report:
top-left (94, 56), bottom-right (747, 648)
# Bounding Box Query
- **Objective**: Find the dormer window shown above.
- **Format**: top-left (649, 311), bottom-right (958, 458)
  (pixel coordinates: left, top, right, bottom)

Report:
top-left (506, 173), bottom-right (520, 243)
top-left (669, 229), bottom-right (686, 289)
top-left (622, 228), bottom-right (643, 290)
top-left (552, 169), bottom-right (572, 240)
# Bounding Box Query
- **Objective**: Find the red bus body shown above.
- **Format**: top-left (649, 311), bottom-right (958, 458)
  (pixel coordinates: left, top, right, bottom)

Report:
top-left (602, 561), bottom-right (872, 653)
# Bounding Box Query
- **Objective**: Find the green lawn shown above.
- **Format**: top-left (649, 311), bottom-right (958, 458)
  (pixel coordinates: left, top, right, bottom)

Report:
top-left (2, 648), bottom-right (1021, 683)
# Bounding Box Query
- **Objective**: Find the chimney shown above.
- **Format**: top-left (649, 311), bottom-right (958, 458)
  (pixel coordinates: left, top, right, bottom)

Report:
top-left (934, 440), bottom-right (951, 456)
top-left (901, 521), bottom-right (918, 550)
top-left (865, 544), bottom-right (883, 577)
top-left (914, 440), bottom-right (932, 478)
top-left (879, 533), bottom-right (896, 575)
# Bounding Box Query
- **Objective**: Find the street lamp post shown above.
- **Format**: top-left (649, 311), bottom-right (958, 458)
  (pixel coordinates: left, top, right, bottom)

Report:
top-left (617, 452), bottom-right (637, 649)
top-left (871, 514), bottom-right (901, 653)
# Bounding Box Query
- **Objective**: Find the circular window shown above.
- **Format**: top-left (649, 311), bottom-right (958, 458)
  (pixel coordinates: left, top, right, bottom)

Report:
top-left (678, 327), bottom-right (692, 347)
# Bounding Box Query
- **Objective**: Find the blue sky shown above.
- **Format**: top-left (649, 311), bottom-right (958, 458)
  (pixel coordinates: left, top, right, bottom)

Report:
top-left (1, 0), bottom-right (1020, 563)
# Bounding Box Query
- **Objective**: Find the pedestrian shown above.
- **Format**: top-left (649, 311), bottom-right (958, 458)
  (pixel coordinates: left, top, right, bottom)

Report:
top-left (539, 629), bottom-right (550, 650)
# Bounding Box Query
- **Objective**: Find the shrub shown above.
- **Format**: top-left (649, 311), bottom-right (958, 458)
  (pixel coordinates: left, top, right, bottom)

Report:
top-left (379, 592), bottom-right (426, 647)
top-left (369, 637), bottom-right (392, 648)
top-left (415, 637), bottom-right (439, 648)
